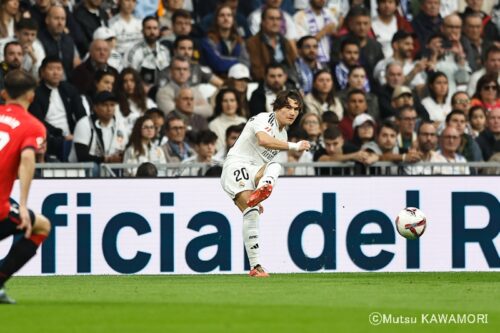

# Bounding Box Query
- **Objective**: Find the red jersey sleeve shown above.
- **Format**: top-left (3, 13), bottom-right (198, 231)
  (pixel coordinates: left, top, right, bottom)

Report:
top-left (20, 118), bottom-right (46, 152)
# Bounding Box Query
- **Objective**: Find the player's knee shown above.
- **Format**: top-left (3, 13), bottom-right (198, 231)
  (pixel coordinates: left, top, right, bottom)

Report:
top-left (33, 214), bottom-right (51, 236)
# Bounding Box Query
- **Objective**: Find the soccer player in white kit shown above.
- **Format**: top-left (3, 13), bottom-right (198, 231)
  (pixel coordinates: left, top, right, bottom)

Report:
top-left (221, 90), bottom-right (311, 277)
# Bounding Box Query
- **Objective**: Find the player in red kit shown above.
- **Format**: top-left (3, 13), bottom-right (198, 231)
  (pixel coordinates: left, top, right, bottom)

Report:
top-left (0, 70), bottom-right (51, 304)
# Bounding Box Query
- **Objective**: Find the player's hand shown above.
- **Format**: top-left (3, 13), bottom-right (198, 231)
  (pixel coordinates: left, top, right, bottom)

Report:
top-left (18, 205), bottom-right (32, 238)
top-left (258, 204), bottom-right (264, 215)
top-left (297, 140), bottom-right (311, 152)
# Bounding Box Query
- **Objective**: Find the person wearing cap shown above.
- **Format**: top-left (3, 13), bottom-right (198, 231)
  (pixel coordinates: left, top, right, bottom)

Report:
top-left (69, 91), bottom-right (128, 163)
top-left (109, 0), bottom-right (143, 56)
top-left (350, 113), bottom-right (377, 150)
top-left (226, 62), bottom-right (251, 118)
top-left (87, 26), bottom-right (123, 72)
top-left (371, 0), bottom-right (414, 59)
top-left (246, 6), bottom-right (297, 83)
top-left (70, 39), bottom-right (119, 96)
top-left (73, 0), bottom-right (109, 55)
top-left (373, 30), bottom-right (427, 88)
top-left (29, 56), bottom-right (86, 162)
top-left (390, 84), bottom-right (429, 121)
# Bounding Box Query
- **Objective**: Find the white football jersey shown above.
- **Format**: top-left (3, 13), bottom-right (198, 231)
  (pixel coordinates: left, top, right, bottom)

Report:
top-left (226, 112), bottom-right (288, 166)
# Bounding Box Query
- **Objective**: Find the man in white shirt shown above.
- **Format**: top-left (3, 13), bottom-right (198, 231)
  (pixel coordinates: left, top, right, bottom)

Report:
top-left (125, 16), bottom-right (170, 88)
top-left (248, 0), bottom-right (298, 41)
top-left (221, 90), bottom-right (310, 277)
top-left (294, 0), bottom-right (337, 63)
top-left (405, 121), bottom-right (446, 175)
top-left (108, 0), bottom-right (143, 56)
top-left (436, 126), bottom-right (470, 175)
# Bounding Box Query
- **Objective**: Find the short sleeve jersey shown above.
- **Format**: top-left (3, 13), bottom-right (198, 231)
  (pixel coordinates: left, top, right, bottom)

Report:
top-left (0, 104), bottom-right (46, 219)
top-left (226, 112), bottom-right (287, 166)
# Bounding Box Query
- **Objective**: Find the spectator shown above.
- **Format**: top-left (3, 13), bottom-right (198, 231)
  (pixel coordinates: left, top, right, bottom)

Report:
top-left (145, 108), bottom-right (166, 145)
top-left (468, 105), bottom-right (487, 138)
top-left (276, 129), bottom-right (315, 176)
top-left (467, 46), bottom-right (500, 97)
top-left (29, 56), bottom-right (86, 162)
top-left (169, 87), bottom-right (209, 142)
top-left (136, 162), bottom-right (158, 177)
top-left (0, 18), bottom-right (46, 79)
top-left (373, 31), bottom-right (427, 88)
top-left (476, 107), bottom-right (500, 161)
top-left (161, 113), bottom-right (195, 163)
top-left (108, 0), bottom-right (143, 56)
top-left (248, 63), bottom-right (290, 117)
top-left (394, 106), bottom-right (417, 153)
top-left (123, 115), bottom-right (167, 176)
top-left (158, 0), bottom-right (186, 33)
top-left (330, 6), bottom-right (384, 84)
top-left (338, 65), bottom-right (379, 121)
top-left (470, 74), bottom-right (500, 112)
top-left (339, 89), bottom-right (367, 141)
top-left (155, 55), bottom-right (212, 118)
top-left (81, 69), bottom-right (117, 115)
top-left (69, 91), bottom-right (128, 164)
top-left (321, 110), bottom-right (340, 131)
top-left (376, 62), bottom-right (404, 120)
top-left (294, 0), bottom-right (338, 63)
top-left (116, 67), bottom-right (158, 133)
top-left (225, 63), bottom-right (251, 118)
top-left (0, 41), bottom-right (22, 94)
top-left (371, 0), bottom-right (414, 58)
top-left (92, 27), bottom-right (123, 72)
top-left (450, 91), bottom-right (471, 115)
top-left (249, 0), bottom-right (297, 41)
top-left (0, 0), bottom-right (20, 38)
top-left (73, 0), bottom-right (109, 55)
top-left (462, 13), bottom-right (491, 72)
top-left (332, 38), bottom-right (364, 91)
top-left (180, 129), bottom-right (223, 176)
top-left (349, 113), bottom-right (376, 150)
top-left (421, 71), bottom-right (451, 126)
top-left (38, 5), bottom-right (80, 78)
top-left (246, 6), bottom-right (297, 82)
top-left (214, 123), bottom-right (244, 161)
top-left (460, 0), bottom-right (499, 44)
top-left (160, 9), bottom-right (194, 52)
top-left (405, 121), bottom-right (446, 175)
top-left (391, 85), bottom-right (429, 121)
top-left (208, 87), bottom-right (247, 153)
top-left (295, 35), bottom-right (327, 94)
top-left (125, 16), bottom-right (170, 88)
top-left (314, 125), bottom-right (375, 175)
top-left (412, 0), bottom-right (442, 47)
top-left (445, 109), bottom-right (483, 162)
top-left (70, 39), bottom-right (119, 97)
top-left (200, 3), bottom-right (250, 76)
top-left (436, 126), bottom-right (470, 175)
top-left (362, 120), bottom-right (421, 166)
top-left (171, 35), bottom-right (223, 87)
top-left (199, 0), bottom-right (251, 38)
top-left (424, 31), bottom-right (470, 97)
top-left (299, 112), bottom-right (323, 156)
top-left (304, 69), bottom-right (343, 120)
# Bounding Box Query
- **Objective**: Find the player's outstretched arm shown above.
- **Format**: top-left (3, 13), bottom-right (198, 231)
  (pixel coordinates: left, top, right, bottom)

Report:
top-left (17, 148), bottom-right (36, 238)
top-left (256, 132), bottom-right (310, 152)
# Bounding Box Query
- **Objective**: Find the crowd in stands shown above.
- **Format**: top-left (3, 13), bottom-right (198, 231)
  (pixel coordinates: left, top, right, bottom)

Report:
top-left (1, 0), bottom-right (499, 176)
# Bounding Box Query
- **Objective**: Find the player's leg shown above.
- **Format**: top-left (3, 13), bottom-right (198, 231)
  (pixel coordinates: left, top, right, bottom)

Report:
top-left (234, 192), bottom-right (269, 277)
top-left (247, 162), bottom-right (282, 207)
top-left (0, 203), bottom-right (51, 304)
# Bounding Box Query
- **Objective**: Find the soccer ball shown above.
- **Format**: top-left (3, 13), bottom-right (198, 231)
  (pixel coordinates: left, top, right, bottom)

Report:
top-left (395, 207), bottom-right (427, 240)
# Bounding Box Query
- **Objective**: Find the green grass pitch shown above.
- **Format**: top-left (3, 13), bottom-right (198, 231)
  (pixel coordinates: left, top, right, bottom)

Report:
top-left (1, 272), bottom-right (498, 333)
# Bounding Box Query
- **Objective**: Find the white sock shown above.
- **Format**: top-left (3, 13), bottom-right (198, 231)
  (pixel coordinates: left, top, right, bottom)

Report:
top-left (257, 162), bottom-right (281, 188)
top-left (242, 206), bottom-right (260, 268)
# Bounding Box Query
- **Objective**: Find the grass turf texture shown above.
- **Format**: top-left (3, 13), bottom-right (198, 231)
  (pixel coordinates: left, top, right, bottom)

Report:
top-left (0, 272), bottom-right (498, 333)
